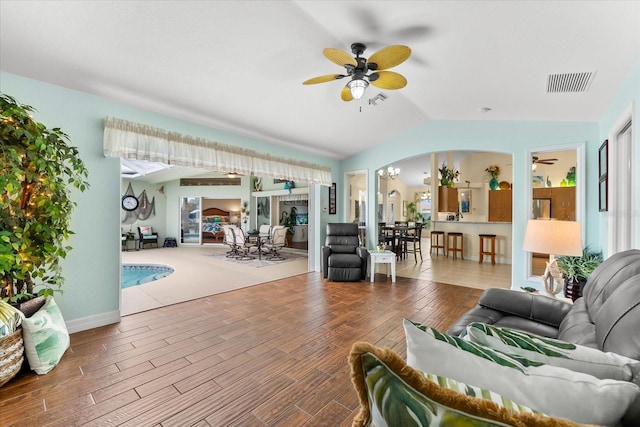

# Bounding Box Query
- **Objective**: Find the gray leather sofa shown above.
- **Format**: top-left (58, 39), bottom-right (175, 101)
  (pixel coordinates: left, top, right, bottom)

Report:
top-left (447, 249), bottom-right (640, 426)
top-left (448, 249), bottom-right (640, 357)
top-left (322, 223), bottom-right (369, 281)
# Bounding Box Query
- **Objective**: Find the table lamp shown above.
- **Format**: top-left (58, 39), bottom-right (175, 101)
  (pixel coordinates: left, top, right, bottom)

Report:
top-left (522, 219), bottom-right (582, 296)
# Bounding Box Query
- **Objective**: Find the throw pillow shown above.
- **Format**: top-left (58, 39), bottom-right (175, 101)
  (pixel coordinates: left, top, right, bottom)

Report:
top-left (466, 322), bottom-right (640, 384)
top-left (21, 297), bottom-right (70, 375)
top-left (403, 319), bottom-right (640, 426)
top-left (139, 226), bottom-right (152, 236)
top-left (349, 341), bottom-right (585, 427)
top-left (0, 300), bottom-right (25, 338)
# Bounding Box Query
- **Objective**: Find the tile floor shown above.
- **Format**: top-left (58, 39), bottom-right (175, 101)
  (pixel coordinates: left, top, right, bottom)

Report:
top-left (121, 238), bottom-right (512, 315)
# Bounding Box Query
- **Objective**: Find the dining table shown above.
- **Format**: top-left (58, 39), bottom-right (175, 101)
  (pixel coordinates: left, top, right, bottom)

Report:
top-left (246, 229), bottom-right (265, 260)
top-left (380, 225), bottom-right (410, 259)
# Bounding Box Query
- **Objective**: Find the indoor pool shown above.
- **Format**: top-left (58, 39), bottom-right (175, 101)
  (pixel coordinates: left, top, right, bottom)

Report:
top-left (121, 264), bottom-right (174, 288)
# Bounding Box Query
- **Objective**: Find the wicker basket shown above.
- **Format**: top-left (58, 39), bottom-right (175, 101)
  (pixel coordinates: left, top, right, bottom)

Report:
top-left (0, 328), bottom-right (24, 387)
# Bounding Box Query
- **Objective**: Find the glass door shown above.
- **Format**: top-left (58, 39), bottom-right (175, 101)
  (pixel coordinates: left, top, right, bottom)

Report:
top-left (180, 197), bottom-right (201, 244)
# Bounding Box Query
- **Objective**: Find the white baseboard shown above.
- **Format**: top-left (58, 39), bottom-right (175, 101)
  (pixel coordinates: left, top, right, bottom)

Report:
top-left (65, 310), bottom-right (121, 334)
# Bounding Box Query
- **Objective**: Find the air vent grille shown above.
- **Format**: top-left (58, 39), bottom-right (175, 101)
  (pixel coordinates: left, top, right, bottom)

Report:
top-left (546, 72), bottom-right (595, 93)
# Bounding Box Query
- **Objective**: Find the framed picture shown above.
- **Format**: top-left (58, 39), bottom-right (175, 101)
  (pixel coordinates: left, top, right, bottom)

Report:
top-left (599, 139), bottom-right (608, 177)
top-left (402, 200), bottom-right (407, 217)
top-left (599, 140), bottom-right (608, 212)
top-left (328, 182), bottom-right (336, 215)
top-left (459, 190), bottom-right (471, 213)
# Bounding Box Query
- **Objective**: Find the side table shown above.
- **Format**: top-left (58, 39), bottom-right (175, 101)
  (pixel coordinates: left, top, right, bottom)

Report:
top-left (369, 250), bottom-right (396, 283)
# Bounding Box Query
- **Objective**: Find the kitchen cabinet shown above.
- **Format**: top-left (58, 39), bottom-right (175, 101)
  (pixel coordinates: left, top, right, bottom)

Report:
top-left (550, 187), bottom-right (575, 220)
top-left (533, 187), bottom-right (575, 221)
top-left (438, 186), bottom-right (459, 212)
top-left (488, 190), bottom-right (512, 222)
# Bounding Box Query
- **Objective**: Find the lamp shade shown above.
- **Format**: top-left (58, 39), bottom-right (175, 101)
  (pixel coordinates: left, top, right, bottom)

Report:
top-left (347, 79), bottom-right (369, 100)
top-left (522, 220), bottom-right (582, 256)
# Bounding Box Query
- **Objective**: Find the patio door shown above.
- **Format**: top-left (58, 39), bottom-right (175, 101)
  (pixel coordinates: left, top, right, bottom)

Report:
top-left (180, 197), bottom-right (201, 244)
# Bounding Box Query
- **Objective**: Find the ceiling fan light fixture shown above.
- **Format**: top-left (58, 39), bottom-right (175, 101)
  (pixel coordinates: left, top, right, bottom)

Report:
top-left (347, 79), bottom-right (369, 100)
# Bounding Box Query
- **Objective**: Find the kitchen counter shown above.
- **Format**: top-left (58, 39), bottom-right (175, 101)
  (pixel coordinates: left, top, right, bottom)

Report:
top-left (429, 221), bottom-right (512, 264)
top-left (431, 220), bottom-right (511, 225)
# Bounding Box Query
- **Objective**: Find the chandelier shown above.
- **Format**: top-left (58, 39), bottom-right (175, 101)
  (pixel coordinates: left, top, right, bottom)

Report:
top-left (378, 166), bottom-right (400, 180)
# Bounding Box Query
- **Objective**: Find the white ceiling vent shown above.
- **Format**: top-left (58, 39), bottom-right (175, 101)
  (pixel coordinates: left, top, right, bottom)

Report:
top-left (546, 72), bottom-right (596, 93)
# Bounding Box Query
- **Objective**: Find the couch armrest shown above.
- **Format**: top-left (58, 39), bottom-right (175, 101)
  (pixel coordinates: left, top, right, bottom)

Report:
top-left (321, 246), bottom-right (331, 278)
top-left (478, 288), bottom-right (572, 328)
top-left (356, 247), bottom-right (369, 280)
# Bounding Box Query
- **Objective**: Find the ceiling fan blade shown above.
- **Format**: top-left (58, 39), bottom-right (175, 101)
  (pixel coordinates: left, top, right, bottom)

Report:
top-left (368, 45), bottom-right (411, 70)
top-left (370, 71), bottom-right (407, 90)
top-left (538, 158), bottom-right (558, 162)
top-left (323, 48), bottom-right (357, 67)
top-left (302, 74), bottom-right (344, 85)
top-left (341, 86), bottom-right (353, 102)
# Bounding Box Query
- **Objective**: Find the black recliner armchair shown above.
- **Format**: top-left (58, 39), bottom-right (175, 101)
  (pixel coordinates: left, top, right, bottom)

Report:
top-left (322, 223), bottom-right (369, 281)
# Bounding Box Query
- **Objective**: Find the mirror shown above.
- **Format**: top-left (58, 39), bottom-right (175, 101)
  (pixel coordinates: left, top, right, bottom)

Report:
top-left (528, 145), bottom-right (585, 277)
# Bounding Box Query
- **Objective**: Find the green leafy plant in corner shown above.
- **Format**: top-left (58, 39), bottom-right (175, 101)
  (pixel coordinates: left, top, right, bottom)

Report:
top-left (0, 94), bottom-right (90, 303)
top-left (556, 247), bottom-right (603, 283)
top-left (405, 201), bottom-right (423, 223)
top-left (280, 206), bottom-right (297, 235)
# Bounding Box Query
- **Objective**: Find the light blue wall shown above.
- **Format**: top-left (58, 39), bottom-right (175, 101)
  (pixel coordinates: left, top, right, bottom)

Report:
top-left (2, 53), bottom-right (638, 327)
top-left (341, 120), bottom-right (600, 287)
top-left (0, 72), bottom-right (339, 329)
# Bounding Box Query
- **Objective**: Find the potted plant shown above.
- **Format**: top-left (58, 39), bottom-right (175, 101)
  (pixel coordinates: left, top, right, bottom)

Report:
top-left (0, 94), bottom-right (89, 309)
top-left (405, 201), bottom-right (423, 223)
top-left (556, 247), bottom-right (603, 301)
top-left (279, 206), bottom-right (297, 245)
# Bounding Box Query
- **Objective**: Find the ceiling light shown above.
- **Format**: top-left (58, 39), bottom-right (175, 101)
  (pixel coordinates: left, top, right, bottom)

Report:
top-left (378, 166), bottom-right (400, 180)
top-left (348, 79), bottom-right (369, 100)
top-left (532, 163), bottom-right (537, 171)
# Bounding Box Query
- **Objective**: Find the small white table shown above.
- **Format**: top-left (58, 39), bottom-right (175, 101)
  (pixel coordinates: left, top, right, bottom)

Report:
top-left (369, 251), bottom-right (396, 283)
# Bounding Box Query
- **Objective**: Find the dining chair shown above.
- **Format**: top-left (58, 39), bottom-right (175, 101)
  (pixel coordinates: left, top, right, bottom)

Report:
top-left (262, 225), bottom-right (287, 260)
top-left (223, 225), bottom-right (240, 258)
top-left (401, 222), bottom-right (423, 262)
top-left (259, 224), bottom-right (273, 239)
top-left (230, 225), bottom-right (257, 260)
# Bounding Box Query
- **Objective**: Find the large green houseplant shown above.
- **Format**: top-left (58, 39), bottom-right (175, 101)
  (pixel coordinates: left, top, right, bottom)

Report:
top-left (556, 247), bottom-right (603, 300)
top-left (405, 201), bottom-right (423, 223)
top-left (0, 94), bottom-right (89, 303)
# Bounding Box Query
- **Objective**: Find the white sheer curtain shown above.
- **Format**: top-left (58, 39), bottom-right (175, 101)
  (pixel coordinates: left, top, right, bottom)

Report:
top-left (103, 117), bottom-right (332, 186)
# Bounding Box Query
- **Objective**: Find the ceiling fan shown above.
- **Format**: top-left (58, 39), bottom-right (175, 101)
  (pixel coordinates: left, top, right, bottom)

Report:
top-left (532, 156), bottom-right (558, 165)
top-left (302, 42), bottom-right (411, 102)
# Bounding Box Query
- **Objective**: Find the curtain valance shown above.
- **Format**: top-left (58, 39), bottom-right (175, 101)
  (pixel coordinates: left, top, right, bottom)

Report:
top-left (103, 117), bottom-right (332, 186)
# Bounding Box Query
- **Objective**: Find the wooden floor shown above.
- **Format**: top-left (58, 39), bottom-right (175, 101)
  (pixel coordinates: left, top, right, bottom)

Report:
top-left (0, 273), bottom-right (482, 427)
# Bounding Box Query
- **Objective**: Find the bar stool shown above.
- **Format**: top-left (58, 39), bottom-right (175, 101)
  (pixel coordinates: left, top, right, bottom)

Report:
top-left (446, 232), bottom-right (464, 260)
top-left (478, 234), bottom-right (497, 265)
top-left (430, 231), bottom-right (445, 256)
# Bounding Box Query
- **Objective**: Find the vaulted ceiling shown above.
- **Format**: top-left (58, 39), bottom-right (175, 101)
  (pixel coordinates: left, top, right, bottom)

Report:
top-left (1, 1), bottom-right (639, 175)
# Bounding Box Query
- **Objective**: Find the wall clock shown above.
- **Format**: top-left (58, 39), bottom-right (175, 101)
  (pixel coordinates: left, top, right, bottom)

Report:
top-left (121, 195), bottom-right (139, 211)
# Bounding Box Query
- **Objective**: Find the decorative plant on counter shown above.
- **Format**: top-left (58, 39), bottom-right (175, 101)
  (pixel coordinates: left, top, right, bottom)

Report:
top-left (556, 247), bottom-right (603, 301)
top-left (484, 165), bottom-right (501, 179)
top-left (485, 164), bottom-right (501, 190)
top-left (0, 94), bottom-right (90, 303)
top-left (438, 162), bottom-right (459, 187)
